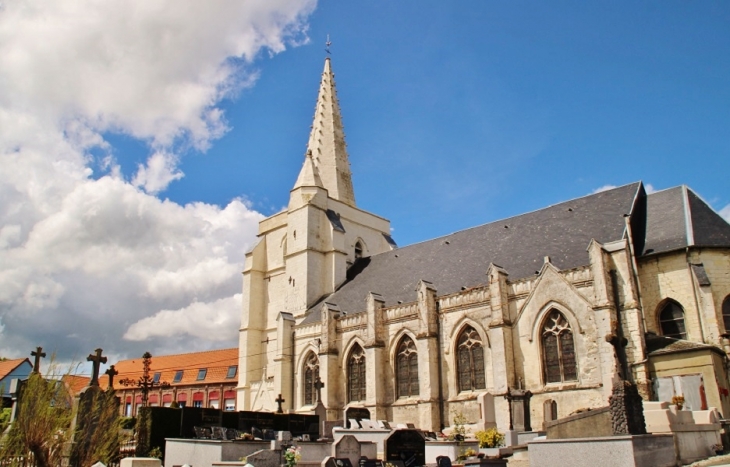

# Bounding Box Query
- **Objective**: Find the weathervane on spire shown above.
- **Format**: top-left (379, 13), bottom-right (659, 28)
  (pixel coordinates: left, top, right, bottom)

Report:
top-left (325, 34), bottom-right (332, 55)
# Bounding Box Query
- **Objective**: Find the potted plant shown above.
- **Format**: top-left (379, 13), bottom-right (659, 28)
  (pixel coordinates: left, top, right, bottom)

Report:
top-left (474, 428), bottom-right (511, 458)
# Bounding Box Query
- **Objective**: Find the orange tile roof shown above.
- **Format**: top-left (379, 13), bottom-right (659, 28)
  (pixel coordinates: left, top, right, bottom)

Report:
top-left (0, 358), bottom-right (31, 380)
top-left (63, 374), bottom-right (91, 396)
top-left (101, 348), bottom-right (238, 391)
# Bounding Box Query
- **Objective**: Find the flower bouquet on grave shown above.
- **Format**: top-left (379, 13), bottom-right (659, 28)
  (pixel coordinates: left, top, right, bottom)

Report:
top-left (284, 445), bottom-right (302, 467)
top-left (671, 395), bottom-right (685, 410)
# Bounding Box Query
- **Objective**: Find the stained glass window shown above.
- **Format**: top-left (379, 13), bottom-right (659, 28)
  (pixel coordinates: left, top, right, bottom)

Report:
top-left (348, 345), bottom-right (366, 402)
top-left (303, 353), bottom-right (319, 405)
top-left (659, 301), bottom-right (686, 340)
top-left (456, 326), bottom-right (486, 392)
top-left (396, 336), bottom-right (419, 397)
top-left (542, 310), bottom-right (577, 384)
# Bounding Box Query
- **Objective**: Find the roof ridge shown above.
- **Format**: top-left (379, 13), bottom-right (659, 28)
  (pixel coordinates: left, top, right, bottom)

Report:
top-left (118, 347), bottom-right (237, 363)
top-left (366, 181), bottom-right (643, 256)
top-left (682, 185), bottom-right (695, 246)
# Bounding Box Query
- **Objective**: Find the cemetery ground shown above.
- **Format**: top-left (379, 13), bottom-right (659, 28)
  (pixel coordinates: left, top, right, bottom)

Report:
top-left (3, 348), bottom-right (730, 467)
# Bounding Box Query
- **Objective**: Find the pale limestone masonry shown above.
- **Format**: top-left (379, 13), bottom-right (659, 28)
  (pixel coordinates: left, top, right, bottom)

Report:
top-left (238, 57), bottom-right (730, 433)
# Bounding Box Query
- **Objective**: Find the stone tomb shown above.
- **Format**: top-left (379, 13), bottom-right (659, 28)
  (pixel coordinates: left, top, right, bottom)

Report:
top-left (322, 458), bottom-right (353, 467)
top-left (332, 434), bottom-right (377, 467)
top-left (384, 430), bottom-right (425, 467)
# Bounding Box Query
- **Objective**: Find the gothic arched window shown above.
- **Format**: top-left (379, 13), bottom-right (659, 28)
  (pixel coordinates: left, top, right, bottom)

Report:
top-left (303, 352), bottom-right (319, 406)
top-left (354, 241), bottom-right (363, 260)
top-left (347, 345), bottom-right (366, 402)
top-left (396, 336), bottom-right (419, 398)
top-left (659, 300), bottom-right (687, 340)
top-left (722, 296), bottom-right (730, 336)
top-left (542, 310), bottom-right (577, 384)
top-left (456, 326), bottom-right (486, 392)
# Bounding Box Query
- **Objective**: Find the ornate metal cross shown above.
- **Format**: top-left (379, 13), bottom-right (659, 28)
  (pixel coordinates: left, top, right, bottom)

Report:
top-left (31, 346), bottom-right (46, 374)
top-left (105, 365), bottom-right (119, 388)
top-left (313, 376), bottom-right (325, 404)
top-left (119, 352), bottom-right (169, 407)
top-left (87, 348), bottom-right (108, 387)
top-left (325, 34), bottom-right (332, 55)
top-left (275, 393), bottom-right (285, 414)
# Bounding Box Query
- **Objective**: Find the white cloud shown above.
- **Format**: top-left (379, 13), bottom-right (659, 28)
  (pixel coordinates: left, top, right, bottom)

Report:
top-left (592, 184), bottom-right (617, 194)
top-left (124, 294), bottom-right (242, 342)
top-left (592, 182), bottom-right (657, 195)
top-left (720, 204), bottom-right (730, 223)
top-left (132, 151), bottom-right (184, 194)
top-left (0, 0), bottom-right (316, 361)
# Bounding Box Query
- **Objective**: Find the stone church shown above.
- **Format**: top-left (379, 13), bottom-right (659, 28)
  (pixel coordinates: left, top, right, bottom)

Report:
top-left (236, 58), bottom-right (730, 432)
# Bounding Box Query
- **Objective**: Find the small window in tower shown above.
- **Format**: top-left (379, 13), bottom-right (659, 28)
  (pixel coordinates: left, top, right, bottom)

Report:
top-left (173, 370), bottom-right (184, 383)
top-left (152, 372), bottom-right (161, 384)
top-left (355, 241), bottom-right (363, 260)
top-left (197, 369), bottom-right (207, 381)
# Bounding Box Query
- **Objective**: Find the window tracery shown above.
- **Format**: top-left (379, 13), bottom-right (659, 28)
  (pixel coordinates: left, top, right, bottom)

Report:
top-left (303, 352), bottom-right (319, 405)
top-left (456, 326), bottom-right (486, 392)
top-left (396, 336), bottom-right (419, 397)
top-left (542, 310), bottom-right (577, 383)
top-left (348, 345), bottom-right (366, 402)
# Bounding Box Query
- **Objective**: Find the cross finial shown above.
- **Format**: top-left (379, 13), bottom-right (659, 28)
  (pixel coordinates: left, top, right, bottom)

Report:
top-left (31, 346), bottom-right (46, 374)
top-left (87, 348), bottom-right (107, 387)
top-left (275, 393), bottom-right (286, 413)
top-left (325, 34), bottom-right (332, 55)
top-left (313, 376), bottom-right (325, 404)
top-left (105, 365), bottom-right (119, 388)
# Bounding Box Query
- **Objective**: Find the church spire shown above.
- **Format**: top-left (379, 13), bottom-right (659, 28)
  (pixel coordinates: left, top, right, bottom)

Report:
top-left (293, 149), bottom-right (324, 189)
top-left (305, 57), bottom-right (356, 206)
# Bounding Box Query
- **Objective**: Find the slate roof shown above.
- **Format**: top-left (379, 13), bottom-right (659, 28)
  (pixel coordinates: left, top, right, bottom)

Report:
top-left (645, 334), bottom-right (725, 357)
top-left (102, 348), bottom-right (238, 391)
top-left (642, 186), bottom-right (730, 255)
top-left (302, 182), bottom-right (643, 323)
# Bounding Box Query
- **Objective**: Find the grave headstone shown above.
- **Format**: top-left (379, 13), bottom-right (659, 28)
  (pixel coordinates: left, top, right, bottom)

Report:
top-left (314, 401), bottom-right (328, 436)
top-left (378, 420), bottom-right (391, 429)
top-left (348, 419), bottom-right (361, 429)
top-left (277, 431), bottom-right (292, 441)
top-left (384, 429), bottom-right (425, 467)
top-left (333, 434), bottom-right (362, 467)
top-left (478, 392), bottom-right (496, 429)
top-left (505, 388), bottom-right (532, 431)
top-left (323, 420), bottom-right (343, 439)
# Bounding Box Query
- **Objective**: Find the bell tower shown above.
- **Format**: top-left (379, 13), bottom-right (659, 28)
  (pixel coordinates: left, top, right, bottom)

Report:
top-left (237, 58), bottom-right (396, 412)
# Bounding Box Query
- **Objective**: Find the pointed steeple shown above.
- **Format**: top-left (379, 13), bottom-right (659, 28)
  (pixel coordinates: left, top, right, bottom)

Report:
top-left (306, 58), bottom-right (356, 206)
top-left (293, 150), bottom-right (324, 189)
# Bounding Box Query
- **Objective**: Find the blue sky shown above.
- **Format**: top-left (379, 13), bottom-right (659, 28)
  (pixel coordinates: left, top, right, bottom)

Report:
top-left (0, 1), bottom-right (728, 364)
top-left (156, 1), bottom-right (728, 246)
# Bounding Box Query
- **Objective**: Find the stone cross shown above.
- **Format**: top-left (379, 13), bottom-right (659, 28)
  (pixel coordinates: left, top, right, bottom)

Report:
top-left (275, 393), bottom-right (285, 414)
top-left (87, 348), bottom-right (108, 387)
top-left (105, 365), bottom-right (119, 388)
top-left (31, 346), bottom-right (46, 374)
top-left (314, 376), bottom-right (325, 403)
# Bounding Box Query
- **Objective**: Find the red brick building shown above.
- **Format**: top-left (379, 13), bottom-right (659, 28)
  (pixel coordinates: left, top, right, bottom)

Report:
top-left (103, 348), bottom-right (238, 416)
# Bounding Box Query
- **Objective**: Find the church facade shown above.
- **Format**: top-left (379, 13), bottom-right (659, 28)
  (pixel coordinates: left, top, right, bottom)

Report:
top-left (237, 58), bottom-right (730, 432)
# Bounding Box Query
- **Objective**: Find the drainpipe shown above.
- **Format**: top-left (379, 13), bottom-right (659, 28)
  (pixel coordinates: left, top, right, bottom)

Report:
top-left (436, 301), bottom-right (445, 431)
top-left (291, 329), bottom-right (296, 412)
